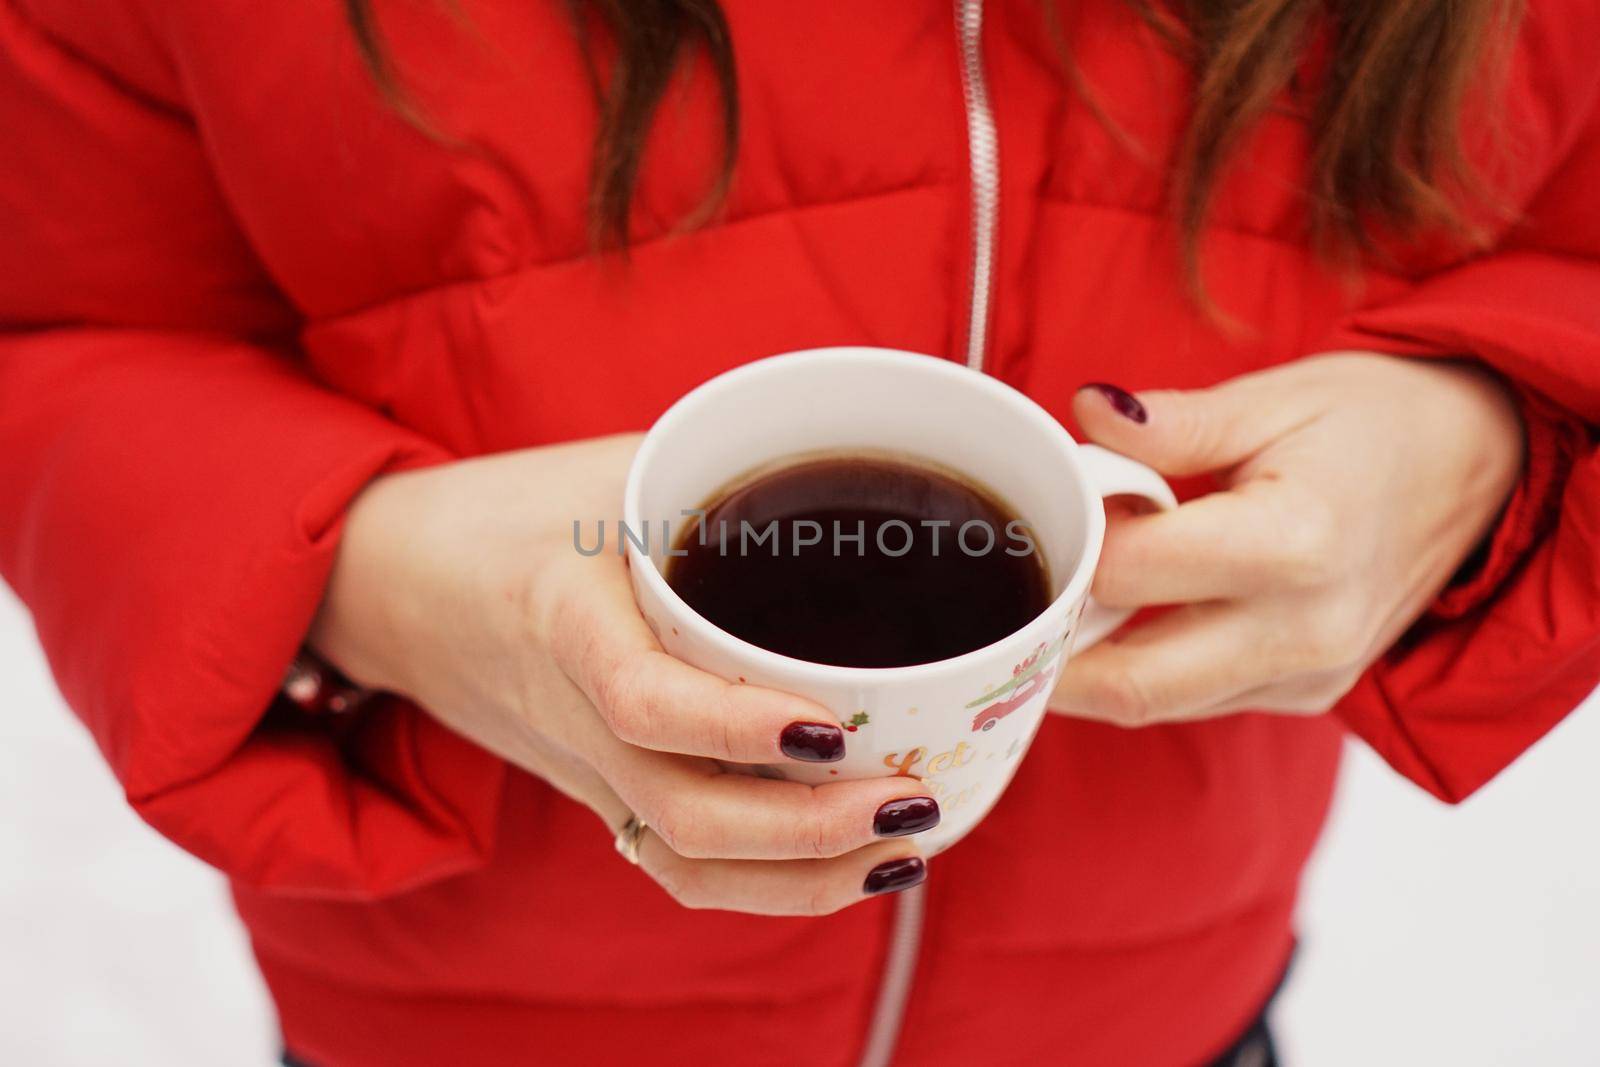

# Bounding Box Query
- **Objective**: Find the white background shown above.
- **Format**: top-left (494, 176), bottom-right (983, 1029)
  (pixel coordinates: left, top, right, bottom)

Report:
top-left (2, 584), bottom-right (1596, 1065)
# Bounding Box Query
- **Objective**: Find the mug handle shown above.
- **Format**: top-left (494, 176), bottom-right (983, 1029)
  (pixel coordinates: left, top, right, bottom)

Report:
top-left (1073, 444), bottom-right (1179, 650)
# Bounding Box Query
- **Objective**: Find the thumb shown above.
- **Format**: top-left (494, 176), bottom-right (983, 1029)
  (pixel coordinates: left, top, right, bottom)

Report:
top-left (1071, 378), bottom-right (1301, 478)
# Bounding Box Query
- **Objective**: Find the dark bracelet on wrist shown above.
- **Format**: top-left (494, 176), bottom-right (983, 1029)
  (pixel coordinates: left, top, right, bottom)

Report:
top-left (282, 649), bottom-right (375, 715)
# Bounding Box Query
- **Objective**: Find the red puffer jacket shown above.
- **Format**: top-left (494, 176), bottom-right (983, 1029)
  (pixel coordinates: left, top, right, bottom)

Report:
top-left (3, 2), bottom-right (1598, 1065)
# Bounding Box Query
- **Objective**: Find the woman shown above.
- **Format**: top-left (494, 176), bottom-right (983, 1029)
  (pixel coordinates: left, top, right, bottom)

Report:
top-left (2, 0), bottom-right (1596, 1064)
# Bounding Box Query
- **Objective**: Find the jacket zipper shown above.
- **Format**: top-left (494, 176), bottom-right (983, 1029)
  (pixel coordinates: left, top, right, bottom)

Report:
top-left (955, 0), bottom-right (1000, 373)
top-left (856, 5), bottom-right (998, 1066)
top-left (855, 881), bottom-right (927, 1067)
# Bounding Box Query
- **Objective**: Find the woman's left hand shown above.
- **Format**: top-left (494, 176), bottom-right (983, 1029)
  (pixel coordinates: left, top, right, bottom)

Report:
top-left (1049, 352), bottom-right (1526, 725)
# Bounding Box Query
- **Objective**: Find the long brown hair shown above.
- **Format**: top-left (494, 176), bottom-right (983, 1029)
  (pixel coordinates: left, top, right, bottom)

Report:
top-left (344, 0), bottom-right (1518, 289)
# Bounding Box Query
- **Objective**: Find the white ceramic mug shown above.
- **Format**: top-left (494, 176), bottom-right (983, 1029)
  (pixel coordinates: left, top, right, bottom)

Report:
top-left (624, 348), bottom-right (1175, 854)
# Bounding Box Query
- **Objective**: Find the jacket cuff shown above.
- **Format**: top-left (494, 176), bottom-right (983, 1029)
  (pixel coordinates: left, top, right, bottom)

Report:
top-left (124, 429), bottom-right (510, 899)
top-left (0, 330), bottom-right (508, 899)
top-left (1431, 381), bottom-right (1587, 618)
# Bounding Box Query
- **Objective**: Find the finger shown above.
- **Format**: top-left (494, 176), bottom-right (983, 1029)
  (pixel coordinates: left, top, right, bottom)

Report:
top-left (1047, 603), bottom-right (1295, 726)
top-left (1091, 478), bottom-right (1339, 608)
top-left (639, 833), bottom-right (928, 916)
top-left (600, 743), bottom-right (942, 860)
top-left (1073, 375), bottom-right (1314, 478)
top-left (585, 763), bottom-right (930, 915)
top-left (547, 561), bottom-right (846, 764)
top-left (523, 727), bottom-right (931, 915)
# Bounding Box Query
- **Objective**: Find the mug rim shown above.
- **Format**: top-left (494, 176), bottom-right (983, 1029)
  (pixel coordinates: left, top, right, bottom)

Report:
top-left (622, 346), bottom-right (1107, 683)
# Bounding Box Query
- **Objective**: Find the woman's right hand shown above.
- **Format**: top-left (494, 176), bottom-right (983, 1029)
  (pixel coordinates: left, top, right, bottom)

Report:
top-left (308, 433), bottom-right (936, 913)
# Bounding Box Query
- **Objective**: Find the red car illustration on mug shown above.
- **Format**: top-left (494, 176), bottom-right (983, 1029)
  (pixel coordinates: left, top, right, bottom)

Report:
top-left (969, 667), bottom-right (1055, 731)
top-left (967, 634), bottom-right (1069, 733)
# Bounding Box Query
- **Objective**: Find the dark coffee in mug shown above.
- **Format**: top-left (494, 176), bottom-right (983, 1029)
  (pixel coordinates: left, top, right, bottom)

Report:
top-left (664, 454), bottom-right (1051, 668)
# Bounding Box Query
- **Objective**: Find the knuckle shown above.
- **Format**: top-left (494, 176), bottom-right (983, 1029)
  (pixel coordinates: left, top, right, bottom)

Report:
top-left (1086, 667), bottom-right (1153, 726)
top-left (671, 832), bottom-right (715, 861)
top-left (505, 574), bottom-right (545, 644)
top-left (525, 567), bottom-right (575, 647)
top-left (1284, 691), bottom-right (1340, 715)
top-left (652, 861), bottom-right (706, 910)
top-left (1273, 503), bottom-right (1342, 588)
top-left (546, 576), bottom-right (607, 672)
top-left (650, 796), bottom-right (718, 860)
top-left (794, 809), bottom-right (849, 860)
top-left (1088, 564), bottom-right (1135, 609)
top-left (646, 797), bottom-right (689, 855)
top-left (1168, 396), bottom-right (1218, 460)
top-left (1293, 692), bottom-right (1340, 715)
top-left (701, 688), bottom-right (743, 761)
top-left (801, 878), bottom-right (843, 917)
top-left (1261, 687), bottom-right (1334, 715)
top-left (598, 659), bottom-right (653, 744)
top-left (1302, 669), bottom-right (1362, 712)
top-left (1299, 602), bottom-right (1370, 671)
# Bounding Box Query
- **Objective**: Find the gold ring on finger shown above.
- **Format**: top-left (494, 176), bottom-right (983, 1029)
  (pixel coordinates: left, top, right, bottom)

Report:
top-left (613, 814), bottom-right (648, 866)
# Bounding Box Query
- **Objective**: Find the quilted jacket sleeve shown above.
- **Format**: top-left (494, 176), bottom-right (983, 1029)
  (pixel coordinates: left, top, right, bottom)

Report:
top-left (0, 3), bottom-right (505, 896)
top-left (1321, 14), bottom-right (1600, 802)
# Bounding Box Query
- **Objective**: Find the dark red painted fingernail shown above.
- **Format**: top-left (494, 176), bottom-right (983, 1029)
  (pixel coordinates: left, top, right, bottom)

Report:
top-left (780, 722), bottom-right (846, 762)
top-left (864, 857), bottom-right (927, 895)
top-left (873, 797), bottom-right (941, 838)
top-left (1082, 382), bottom-right (1148, 424)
